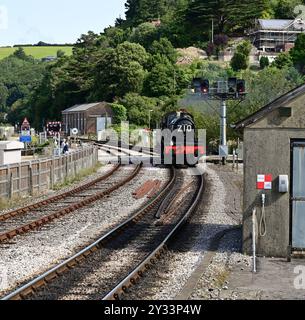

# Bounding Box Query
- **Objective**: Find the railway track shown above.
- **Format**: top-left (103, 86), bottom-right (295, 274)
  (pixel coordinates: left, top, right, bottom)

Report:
top-left (1, 167), bottom-right (204, 301)
top-left (103, 172), bottom-right (204, 301)
top-left (0, 146), bottom-right (141, 244)
top-left (82, 138), bottom-right (157, 157)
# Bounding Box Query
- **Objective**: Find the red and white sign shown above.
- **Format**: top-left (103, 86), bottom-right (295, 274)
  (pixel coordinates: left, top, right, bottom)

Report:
top-left (21, 118), bottom-right (30, 131)
top-left (257, 174), bottom-right (272, 190)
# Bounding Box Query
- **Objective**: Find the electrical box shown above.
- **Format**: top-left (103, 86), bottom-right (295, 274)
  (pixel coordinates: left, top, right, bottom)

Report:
top-left (279, 175), bottom-right (289, 193)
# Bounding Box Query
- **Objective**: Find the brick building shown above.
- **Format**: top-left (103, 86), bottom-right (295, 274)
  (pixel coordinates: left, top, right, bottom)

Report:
top-left (62, 102), bottom-right (113, 135)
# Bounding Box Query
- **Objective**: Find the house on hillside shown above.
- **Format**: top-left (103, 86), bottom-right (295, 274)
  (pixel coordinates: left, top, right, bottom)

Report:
top-left (249, 18), bottom-right (305, 53)
top-left (41, 56), bottom-right (57, 62)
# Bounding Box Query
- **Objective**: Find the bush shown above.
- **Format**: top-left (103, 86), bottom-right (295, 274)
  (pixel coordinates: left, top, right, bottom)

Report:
top-left (236, 40), bottom-right (252, 57)
top-left (111, 103), bottom-right (128, 124)
top-left (231, 52), bottom-right (248, 71)
top-left (260, 56), bottom-right (269, 69)
top-left (230, 40), bottom-right (252, 71)
top-left (271, 52), bottom-right (293, 69)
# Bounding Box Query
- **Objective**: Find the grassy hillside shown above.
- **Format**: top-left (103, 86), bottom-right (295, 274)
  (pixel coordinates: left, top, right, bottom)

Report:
top-left (0, 46), bottom-right (73, 60)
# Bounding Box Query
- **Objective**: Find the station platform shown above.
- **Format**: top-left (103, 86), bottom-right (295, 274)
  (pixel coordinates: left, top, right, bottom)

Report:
top-left (223, 257), bottom-right (305, 300)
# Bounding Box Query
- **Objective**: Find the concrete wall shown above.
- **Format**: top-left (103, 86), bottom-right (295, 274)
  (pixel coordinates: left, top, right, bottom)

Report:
top-left (243, 94), bottom-right (305, 257)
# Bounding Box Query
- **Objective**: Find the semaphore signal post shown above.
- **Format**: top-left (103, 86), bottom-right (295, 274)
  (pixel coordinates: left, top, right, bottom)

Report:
top-left (190, 77), bottom-right (247, 164)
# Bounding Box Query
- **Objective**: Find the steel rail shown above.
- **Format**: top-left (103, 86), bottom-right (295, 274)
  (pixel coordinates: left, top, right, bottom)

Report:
top-left (1, 166), bottom-right (176, 301)
top-left (102, 173), bottom-right (204, 300)
top-left (0, 164), bottom-right (120, 223)
top-left (82, 138), bottom-right (157, 156)
top-left (0, 144), bottom-right (140, 242)
top-left (0, 164), bottom-right (141, 243)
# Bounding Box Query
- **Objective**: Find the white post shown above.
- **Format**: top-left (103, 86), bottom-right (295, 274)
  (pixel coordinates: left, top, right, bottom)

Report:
top-left (149, 110), bottom-right (153, 131)
top-left (221, 99), bottom-right (227, 146)
top-left (252, 208), bottom-right (257, 273)
top-left (237, 138), bottom-right (240, 170)
top-left (149, 112), bottom-right (151, 131)
top-left (220, 99), bottom-right (227, 165)
top-left (58, 133), bottom-right (61, 155)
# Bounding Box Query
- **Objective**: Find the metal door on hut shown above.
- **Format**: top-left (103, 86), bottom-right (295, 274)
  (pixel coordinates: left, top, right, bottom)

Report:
top-left (291, 141), bottom-right (305, 249)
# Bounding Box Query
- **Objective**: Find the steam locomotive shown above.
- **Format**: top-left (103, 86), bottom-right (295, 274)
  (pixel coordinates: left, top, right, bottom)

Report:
top-left (160, 110), bottom-right (204, 166)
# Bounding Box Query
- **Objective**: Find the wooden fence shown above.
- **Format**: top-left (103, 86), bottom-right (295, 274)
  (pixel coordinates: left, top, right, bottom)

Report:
top-left (0, 146), bottom-right (98, 199)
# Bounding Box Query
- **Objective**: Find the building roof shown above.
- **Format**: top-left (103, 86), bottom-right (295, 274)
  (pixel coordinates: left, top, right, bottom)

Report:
top-left (62, 103), bottom-right (102, 113)
top-left (258, 19), bottom-right (294, 30)
top-left (0, 141), bottom-right (24, 150)
top-left (234, 83), bottom-right (305, 131)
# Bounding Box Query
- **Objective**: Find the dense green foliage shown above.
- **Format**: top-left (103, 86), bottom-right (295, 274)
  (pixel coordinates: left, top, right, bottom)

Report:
top-left (111, 103), bottom-right (128, 124)
top-left (272, 52), bottom-right (293, 69)
top-left (0, 0), bottom-right (304, 146)
top-left (230, 40), bottom-right (252, 71)
top-left (0, 52), bottom-right (46, 124)
top-left (290, 34), bottom-right (305, 74)
top-left (260, 56), bottom-right (270, 69)
top-left (26, 34), bottom-right (191, 129)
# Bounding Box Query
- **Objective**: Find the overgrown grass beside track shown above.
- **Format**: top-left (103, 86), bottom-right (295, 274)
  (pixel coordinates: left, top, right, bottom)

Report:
top-left (0, 163), bottom-right (103, 211)
top-left (53, 163), bottom-right (103, 190)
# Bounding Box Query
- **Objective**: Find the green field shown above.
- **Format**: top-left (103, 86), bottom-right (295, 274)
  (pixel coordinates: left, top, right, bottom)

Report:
top-left (0, 46), bottom-right (73, 60)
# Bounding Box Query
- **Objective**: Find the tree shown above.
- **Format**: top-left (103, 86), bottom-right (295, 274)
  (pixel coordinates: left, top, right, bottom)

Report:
top-left (56, 50), bottom-right (65, 58)
top-left (148, 38), bottom-right (178, 64)
top-left (0, 55), bottom-right (46, 125)
top-left (13, 47), bottom-right (28, 60)
top-left (120, 93), bottom-right (158, 126)
top-left (274, 0), bottom-right (303, 19)
top-left (0, 84), bottom-right (8, 111)
top-left (229, 66), bottom-right (304, 126)
top-left (185, 0), bottom-right (268, 41)
top-left (75, 31), bottom-right (100, 48)
top-left (230, 40), bottom-right (252, 71)
top-left (236, 40), bottom-right (252, 57)
top-left (260, 56), bottom-right (269, 69)
top-left (125, 0), bottom-right (141, 26)
top-left (104, 27), bottom-right (127, 48)
top-left (290, 34), bottom-right (305, 74)
top-left (125, 0), bottom-right (169, 27)
top-left (231, 52), bottom-right (248, 71)
top-left (144, 58), bottom-right (176, 97)
top-left (111, 103), bottom-right (128, 124)
top-left (272, 52), bottom-right (293, 69)
top-left (91, 42), bottom-right (149, 101)
top-left (129, 23), bottom-right (159, 48)
top-left (214, 34), bottom-right (229, 55)
top-left (190, 110), bottom-right (220, 147)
